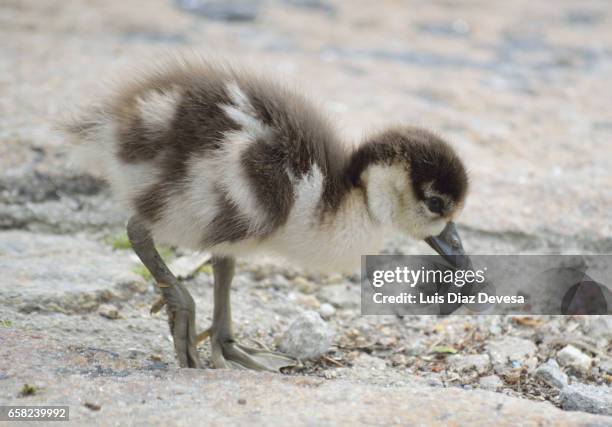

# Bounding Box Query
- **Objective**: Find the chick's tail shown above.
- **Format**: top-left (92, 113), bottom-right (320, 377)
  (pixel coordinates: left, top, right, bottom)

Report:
top-left (57, 106), bottom-right (116, 178)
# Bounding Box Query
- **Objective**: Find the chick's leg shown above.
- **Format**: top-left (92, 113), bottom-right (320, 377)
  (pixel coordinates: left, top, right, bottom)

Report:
top-left (210, 256), bottom-right (295, 371)
top-left (127, 216), bottom-right (201, 368)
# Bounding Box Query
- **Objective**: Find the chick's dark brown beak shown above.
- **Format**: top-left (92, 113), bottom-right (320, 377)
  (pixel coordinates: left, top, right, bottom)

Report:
top-left (425, 221), bottom-right (473, 270)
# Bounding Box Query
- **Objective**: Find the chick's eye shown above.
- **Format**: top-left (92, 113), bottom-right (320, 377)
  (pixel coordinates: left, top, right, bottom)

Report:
top-left (426, 196), bottom-right (444, 214)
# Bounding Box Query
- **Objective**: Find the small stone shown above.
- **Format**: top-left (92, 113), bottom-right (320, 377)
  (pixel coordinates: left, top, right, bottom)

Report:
top-left (488, 324), bottom-right (502, 335)
top-left (560, 383), bottom-right (612, 415)
top-left (584, 316), bottom-right (612, 341)
top-left (447, 354), bottom-right (491, 374)
top-left (269, 274), bottom-right (290, 288)
top-left (324, 273), bottom-right (344, 284)
top-left (323, 370), bottom-right (338, 379)
top-left (599, 359), bottom-right (612, 375)
top-left (317, 283), bottom-right (359, 309)
top-left (502, 369), bottom-right (522, 385)
top-left (524, 357), bottom-right (538, 372)
top-left (486, 337), bottom-right (537, 368)
top-left (509, 360), bottom-right (521, 369)
top-left (391, 353), bottom-right (407, 366)
top-left (534, 359), bottom-right (568, 389)
top-left (557, 345), bottom-right (592, 374)
top-left (84, 402), bottom-right (101, 411)
top-left (168, 251), bottom-right (210, 279)
top-left (237, 398), bottom-right (247, 405)
top-left (479, 375), bottom-right (504, 391)
top-left (98, 304), bottom-right (120, 320)
top-left (127, 348), bottom-right (146, 359)
top-left (278, 311), bottom-right (334, 360)
top-left (352, 353), bottom-right (387, 370)
top-left (251, 267), bottom-right (267, 281)
top-left (296, 294), bottom-right (321, 310)
top-left (379, 335), bottom-right (397, 347)
top-left (424, 374), bottom-right (444, 387)
top-left (293, 277), bottom-right (317, 294)
top-left (318, 303), bottom-right (336, 319)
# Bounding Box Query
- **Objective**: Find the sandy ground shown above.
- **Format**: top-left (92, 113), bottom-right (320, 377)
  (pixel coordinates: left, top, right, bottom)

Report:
top-left (1, 0), bottom-right (611, 425)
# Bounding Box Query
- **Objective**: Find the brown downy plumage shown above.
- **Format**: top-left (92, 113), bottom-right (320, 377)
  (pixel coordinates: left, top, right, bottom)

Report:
top-left (64, 57), bottom-right (468, 273)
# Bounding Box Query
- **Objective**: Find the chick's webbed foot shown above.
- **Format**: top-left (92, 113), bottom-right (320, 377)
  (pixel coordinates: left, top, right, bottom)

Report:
top-left (163, 281), bottom-right (201, 369)
top-left (210, 256), bottom-right (296, 371)
top-left (211, 337), bottom-right (296, 371)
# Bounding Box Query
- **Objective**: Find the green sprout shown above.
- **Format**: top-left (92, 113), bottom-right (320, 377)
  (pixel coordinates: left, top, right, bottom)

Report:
top-left (19, 384), bottom-right (38, 397)
top-left (198, 264), bottom-right (213, 275)
top-left (105, 233), bottom-right (132, 250)
top-left (132, 265), bottom-right (152, 281)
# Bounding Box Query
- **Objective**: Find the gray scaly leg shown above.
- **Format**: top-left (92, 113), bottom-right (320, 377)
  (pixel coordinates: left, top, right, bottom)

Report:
top-left (127, 216), bottom-right (201, 368)
top-left (209, 256), bottom-right (296, 371)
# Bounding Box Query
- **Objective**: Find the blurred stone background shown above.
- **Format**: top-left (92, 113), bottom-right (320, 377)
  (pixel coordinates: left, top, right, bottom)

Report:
top-left (1, 0), bottom-right (611, 424)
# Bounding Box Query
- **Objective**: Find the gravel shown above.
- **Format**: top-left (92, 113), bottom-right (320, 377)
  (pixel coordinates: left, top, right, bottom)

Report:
top-left (557, 345), bottom-right (593, 375)
top-left (2, 330), bottom-right (610, 426)
top-left (479, 375), bottom-right (504, 391)
top-left (97, 303), bottom-right (121, 320)
top-left (584, 316), bottom-right (612, 344)
top-left (2, 0), bottom-right (612, 424)
top-left (560, 383), bottom-right (612, 416)
top-left (317, 283), bottom-right (359, 309)
top-left (318, 303), bottom-right (336, 319)
top-left (535, 359), bottom-right (569, 389)
top-left (600, 360), bottom-right (612, 375)
top-left (486, 337), bottom-right (538, 370)
top-left (278, 311), bottom-right (334, 360)
top-left (447, 354), bottom-right (491, 374)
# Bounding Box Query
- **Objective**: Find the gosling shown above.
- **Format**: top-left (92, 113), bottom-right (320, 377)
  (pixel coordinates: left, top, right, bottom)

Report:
top-left (64, 58), bottom-right (469, 370)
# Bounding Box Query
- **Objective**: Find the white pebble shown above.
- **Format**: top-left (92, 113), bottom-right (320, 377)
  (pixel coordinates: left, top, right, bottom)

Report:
top-left (319, 303), bottom-right (336, 319)
top-left (278, 311), bottom-right (334, 360)
top-left (557, 345), bottom-right (592, 374)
